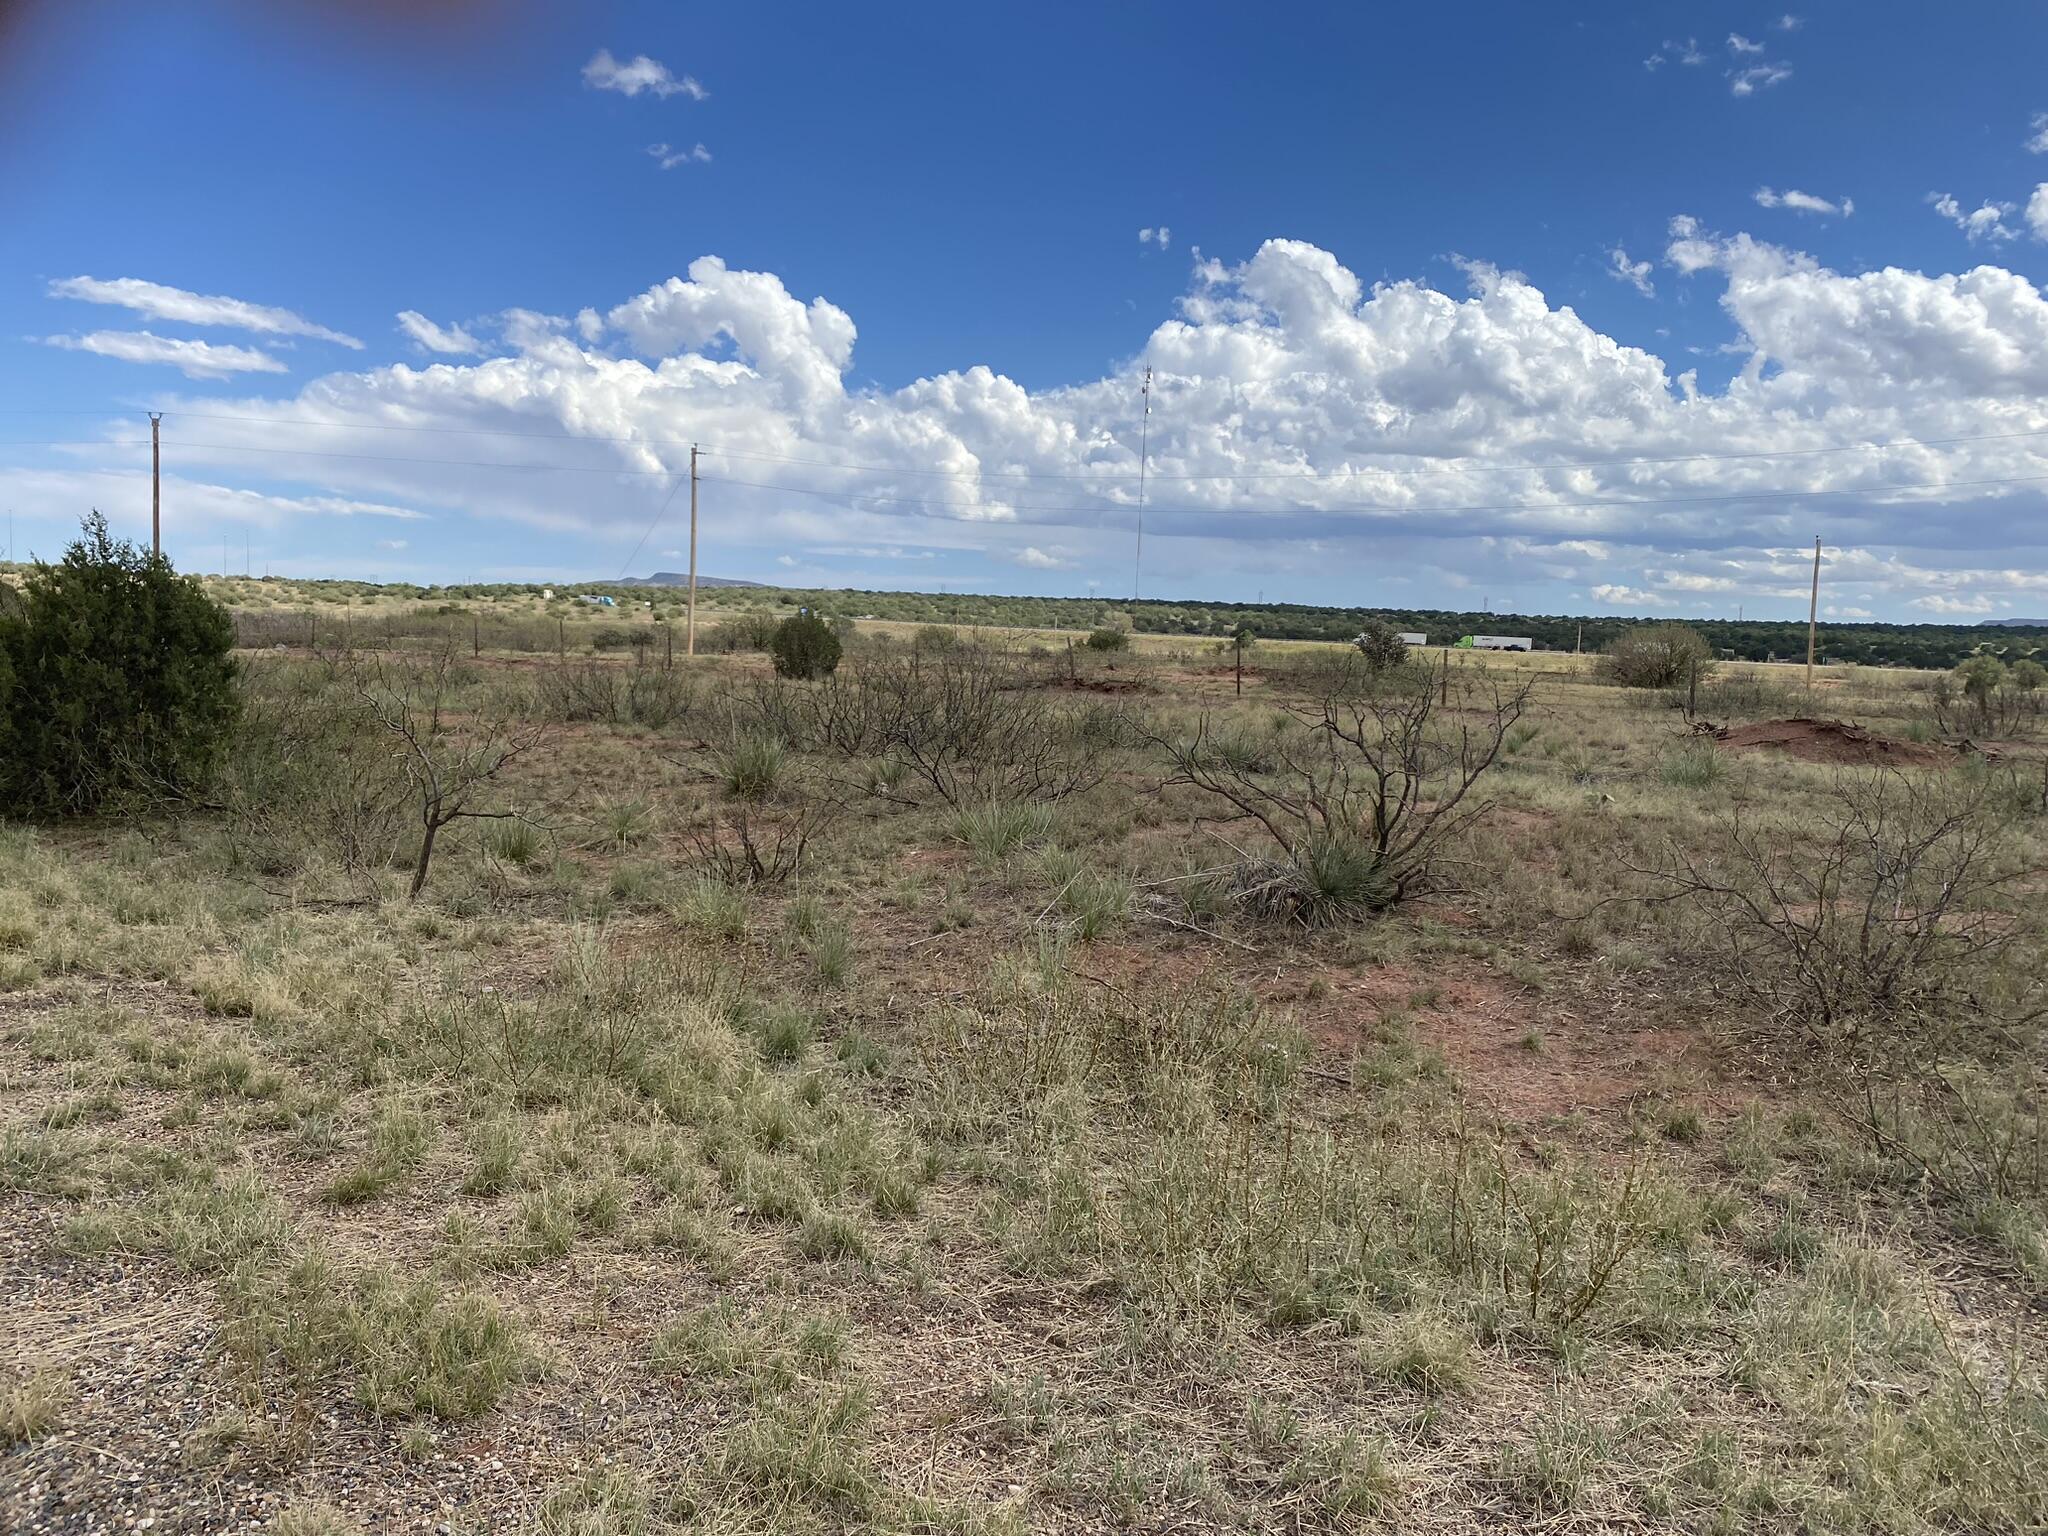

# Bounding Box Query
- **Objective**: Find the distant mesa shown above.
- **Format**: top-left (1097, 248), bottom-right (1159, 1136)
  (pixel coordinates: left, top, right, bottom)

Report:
top-left (1977, 617), bottom-right (2048, 628)
top-left (615, 573), bottom-right (765, 589)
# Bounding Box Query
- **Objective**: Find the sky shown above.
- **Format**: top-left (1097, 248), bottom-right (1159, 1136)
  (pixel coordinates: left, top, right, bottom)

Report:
top-left (2, 1), bottom-right (2047, 622)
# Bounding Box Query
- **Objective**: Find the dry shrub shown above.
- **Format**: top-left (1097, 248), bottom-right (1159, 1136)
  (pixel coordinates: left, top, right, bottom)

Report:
top-left (1645, 767), bottom-right (2046, 1204)
top-left (1164, 659), bottom-right (1533, 919)
top-left (1599, 624), bottom-right (1715, 690)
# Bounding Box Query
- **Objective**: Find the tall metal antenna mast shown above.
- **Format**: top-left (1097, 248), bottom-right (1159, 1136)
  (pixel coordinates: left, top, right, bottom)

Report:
top-left (1133, 366), bottom-right (1152, 600)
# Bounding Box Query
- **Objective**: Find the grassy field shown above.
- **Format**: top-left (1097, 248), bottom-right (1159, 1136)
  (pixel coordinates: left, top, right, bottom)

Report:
top-left (4, 609), bottom-right (2046, 1533)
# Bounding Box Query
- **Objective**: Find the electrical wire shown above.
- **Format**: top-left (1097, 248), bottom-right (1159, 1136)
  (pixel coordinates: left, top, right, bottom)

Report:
top-left (15, 431), bottom-right (2048, 520)
top-left (5, 407), bottom-right (2048, 486)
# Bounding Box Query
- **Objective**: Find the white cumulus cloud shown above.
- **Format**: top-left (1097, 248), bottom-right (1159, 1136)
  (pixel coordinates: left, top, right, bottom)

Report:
top-left (1013, 546), bottom-right (1071, 570)
top-left (1929, 192), bottom-right (2018, 243)
top-left (47, 276), bottom-right (360, 347)
top-left (1911, 593), bottom-right (1999, 615)
top-left (27, 229), bottom-right (2048, 618)
top-left (1754, 187), bottom-right (1851, 217)
top-left (1591, 585), bottom-right (1662, 609)
top-left (2029, 184), bottom-right (2048, 243)
top-left (583, 49), bottom-right (705, 100)
top-left (2027, 112), bottom-right (2048, 155)
top-left (1138, 227), bottom-right (1171, 250)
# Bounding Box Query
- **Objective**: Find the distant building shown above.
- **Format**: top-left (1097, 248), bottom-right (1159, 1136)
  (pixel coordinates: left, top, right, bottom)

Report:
top-left (1397, 632), bottom-right (1427, 646)
top-left (1457, 634), bottom-right (1533, 651)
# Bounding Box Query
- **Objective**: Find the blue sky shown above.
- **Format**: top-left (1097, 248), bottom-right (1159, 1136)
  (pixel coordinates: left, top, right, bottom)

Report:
top-left (2, 1), bottom-right (2047, 620)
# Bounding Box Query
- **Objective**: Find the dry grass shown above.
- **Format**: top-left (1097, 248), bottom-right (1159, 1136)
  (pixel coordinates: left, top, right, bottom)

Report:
top-left (2, 623), bottom-right (2043, 1533)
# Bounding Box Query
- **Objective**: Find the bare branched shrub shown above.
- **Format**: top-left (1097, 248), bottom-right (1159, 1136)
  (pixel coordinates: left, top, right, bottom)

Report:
top-left (536, 656), bottom-right (696, 729)
top-left (1643, 768), bottom-right (2046, 1201)
top-left (681, 801), bottom-right (832, 887)
top-left (731, 652), bottom-right (1106, 805)
top-left (343, 648), bottom-right (545, 899)
top-left (1163, 663), bottom-right (1534, 921)
top-left (1926, 658), bottom-right (2044, 740)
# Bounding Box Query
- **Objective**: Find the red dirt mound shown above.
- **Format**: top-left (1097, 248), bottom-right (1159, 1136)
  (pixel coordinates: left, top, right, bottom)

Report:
top-left (1713, 717), bottom-right (1951, 767)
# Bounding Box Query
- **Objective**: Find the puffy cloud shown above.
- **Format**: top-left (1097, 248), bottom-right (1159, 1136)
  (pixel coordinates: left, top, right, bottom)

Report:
top-left (1012, 546), bottom-right (1071, 570)
top-left (1591, 584), bottom-right (1662, 608)
top-left (1664, 218), bottom-right (2048, 397)
top-left (1138, 227), bottom-right (1171, 250)
top-left (41, 330), bottom-right (286, 379)
top-left (1911, 593), bottom-right (1999, 615)
top-left (602, 255), bottom-right (857, 414)
top-left (649, 142), bottom-right (712, 170)
top-left (2030, 185), bottom-right (2048, 243)
top-left (1607, 247), bottom-right (1654, 296)
top-left (1731, 61), bottom-right (1792, 96)
top-left (47, 276), bottom-right (360, 347)
top-left (1775, 14), bottom-right (1803, 30)
top-left (1728, 33), bottom-right (1764, 54)
top-left (1929, 193), bottom-right (2018, 243)
top-left (582, 50), bottom-right (705, 100)
top-left (1754, 187), bottom-right (1851, 217)
top-left (27, 231), bottom-right (2048, 617)
top-left (396, 311), bottom-right (483, 356)
top-left (2028, 112), bottom-right (2048, 155)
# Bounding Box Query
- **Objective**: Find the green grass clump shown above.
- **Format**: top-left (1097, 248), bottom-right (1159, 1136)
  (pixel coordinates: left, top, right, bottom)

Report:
top-left (722, 736), bottom-right (786, 802)
top-left (1657, 744), bottom-right (1727, 789)
top-left (223, 1250), bottom-right (528, 1421)
top-left (954, 801), bottom-right (1054, 863)
top-left (1057, 867), bottom-right (1132, 939)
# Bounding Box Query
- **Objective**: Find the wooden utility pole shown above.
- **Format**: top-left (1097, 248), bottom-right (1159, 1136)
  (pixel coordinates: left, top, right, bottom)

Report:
top-left (1805, 535), bottom-right (1821, 689)
top-left (686, 444), bottom-right (700, 658)
top-left (149, 412), bottom-right (162, 557)
top-left (1133, 367), bottom-right (1151, 600)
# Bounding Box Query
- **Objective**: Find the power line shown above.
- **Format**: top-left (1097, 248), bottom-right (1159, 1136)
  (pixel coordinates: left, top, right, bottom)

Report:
top-left (691, 468), bottom-right (2048, 520)
top-left (28, 430), bottom-right (2048, 519)
top-left (5, 407), bottom-right (2048, 485)
top-left (616, 468), bottom-right (690, 576)
top-left (0, 438), bottom-right (151, 449)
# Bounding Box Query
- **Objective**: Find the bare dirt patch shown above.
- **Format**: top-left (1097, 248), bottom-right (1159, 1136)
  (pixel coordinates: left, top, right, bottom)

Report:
top-left (1713, 716), bottom-right (1952, 767)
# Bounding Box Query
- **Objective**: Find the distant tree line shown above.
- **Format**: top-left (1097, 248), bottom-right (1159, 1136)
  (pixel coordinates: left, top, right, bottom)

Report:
top-left (213, 574), bottom-right (2045, 672)
top-left (705, 589), bottom-right (2045, 671)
